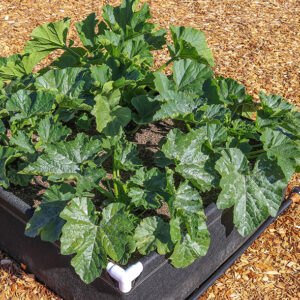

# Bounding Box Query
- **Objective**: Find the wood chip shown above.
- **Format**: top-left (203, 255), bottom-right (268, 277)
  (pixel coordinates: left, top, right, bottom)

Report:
top-left (0, 0), bottom-right (299, 299)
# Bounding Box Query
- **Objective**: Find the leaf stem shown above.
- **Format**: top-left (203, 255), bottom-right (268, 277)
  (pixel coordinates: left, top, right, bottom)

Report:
top-left (105, 178), bottom-right (113, 194)
top-left (113, 160), bottom-right (119, 198)
top-left (186, 123), bottom-right (192, 132)
top-left (126, 124), bottom-right (141, 135)
top-left (157, 57), bottom-right (176, 72)
top-left (248, 149), bottom-right (265, 156)
top-left (251, 143), bottom-right (263, 149)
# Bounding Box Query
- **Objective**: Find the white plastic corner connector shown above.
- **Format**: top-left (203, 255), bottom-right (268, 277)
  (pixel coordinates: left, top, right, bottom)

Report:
top-left (106, 261), bottom-right (143, 293)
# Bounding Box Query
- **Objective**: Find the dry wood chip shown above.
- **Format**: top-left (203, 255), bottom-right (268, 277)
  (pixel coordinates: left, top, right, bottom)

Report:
top-left (0, 0), bottom-right (299, 299)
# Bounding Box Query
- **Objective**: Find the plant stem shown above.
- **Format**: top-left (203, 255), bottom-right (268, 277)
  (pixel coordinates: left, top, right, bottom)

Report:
top-left (251, 143), bottom-right (263, 149)
top-left (136, 210), bottom-right (147, 218)
top-left (106, 178), bottom-right (113, 194)
top-left (126, 124), bottom-right (141, 135)
top-left (248, 149), bottom-right (265, 156)
top-left (157, 57), bottom-right (176, 72)
top-left (113, 161), bottom-right (119, 198)
top-left (186, 123), bottom-right (192, 132)
top-left (95, 185), bottom-right (116, 201)
top-left (63, 46), bottom-right (82, 60)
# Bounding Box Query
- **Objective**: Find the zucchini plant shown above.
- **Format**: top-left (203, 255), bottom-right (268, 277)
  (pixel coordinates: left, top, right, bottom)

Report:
top-left (0, 0), bottom-right (299, 284)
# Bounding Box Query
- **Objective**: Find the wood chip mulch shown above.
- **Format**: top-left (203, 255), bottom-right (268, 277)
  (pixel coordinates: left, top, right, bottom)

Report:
top-left (0, 0), bottom-right (299, 299)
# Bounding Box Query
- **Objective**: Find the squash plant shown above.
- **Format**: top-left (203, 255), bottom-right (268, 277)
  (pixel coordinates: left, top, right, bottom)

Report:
top-left (0, 0), bottom-right (299, 284)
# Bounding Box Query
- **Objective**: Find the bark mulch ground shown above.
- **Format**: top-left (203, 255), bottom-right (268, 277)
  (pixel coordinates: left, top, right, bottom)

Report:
top-left (0, 0), bottom-right (299, 299)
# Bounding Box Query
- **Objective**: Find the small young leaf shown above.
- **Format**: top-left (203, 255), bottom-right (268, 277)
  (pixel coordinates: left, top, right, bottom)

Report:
top-left (60, 197), bottom-right (108, 284)
top-left (76, 113), bottom-right (92, 130)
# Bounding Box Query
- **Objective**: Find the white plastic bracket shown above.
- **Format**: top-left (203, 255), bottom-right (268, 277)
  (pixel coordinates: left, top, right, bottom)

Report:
top-left (106, 261), bottom-right (143, 293)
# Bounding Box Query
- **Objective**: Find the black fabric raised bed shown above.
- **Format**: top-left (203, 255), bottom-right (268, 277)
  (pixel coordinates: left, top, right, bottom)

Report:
top-left (0, 188), bottom-right (292, 300)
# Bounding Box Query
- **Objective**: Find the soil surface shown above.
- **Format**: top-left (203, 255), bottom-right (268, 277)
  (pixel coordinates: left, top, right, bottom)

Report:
top-left (0, 0), bottom-right (299, 299)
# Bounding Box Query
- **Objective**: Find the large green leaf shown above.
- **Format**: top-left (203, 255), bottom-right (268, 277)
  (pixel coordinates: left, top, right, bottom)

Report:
top-left (37, 116), bottom-right (72, 144)
top-left (23, 18), bottom-right (70, 54)
top-left (153, 59), bottom-right (213, 122)
top-left (75, 13), bottom-right (99, 52)
top-left (215, 148), bottom-right (286, 236)
top-left (169, 216), bottom-right (210, 268)
top-left (6, 89), bottom-right (54, 120)
top-left (35, 67), bottom-right (91, 110)
top-left (90, 65), bottom-right (112, 87)
top-left (172, 59), bottom-right (213, 92)
top-left (25, 184), bottom-right (76, 242)
top-left (10, 132), bottom-right (35, 154)
top-left (194, 104), bottom-right (231, 124)
top-left (153, 91), bottom-right (202, 122)
top-left (128, 167), bottom-right (167, 209)
top-left (60, 197), bottom-right (107, 284)
top-left (256, 92), bottom-right (300, 137)
top-left (168, 26), bottom-right (215, 67)
top-left (161, 129), bottom-right (219, 191)
top-left (100, 203), bottom-right (134, 261)
top-left (131, 95), bottom-right (161, 124)
top-left (22, 133), bottom-right (102, 177)
top-left (261, 128), bottom-right (300, 180)
top-left (134, 216), bottom-right (173, 255)
top-left (166, 177), bottom-right (210, 268)
top-left (259, 92), bottom-right (294, 114)
top-left (0, 55), bottom-right (32, 81)
top-left (114, 138), bottom-right (142, 171)
top-left (76, 168), bottom-right (106, 193)
top-left (167, 180), bottom-right (205, 219)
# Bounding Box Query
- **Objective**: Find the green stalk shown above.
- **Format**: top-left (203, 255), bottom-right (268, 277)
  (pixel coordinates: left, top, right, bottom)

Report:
top-left (251, 143), bottom-right (263, 149)
top-left (95, 185), bottom-right (116, 201)
top-left (63, 46), bottom-right (82, 60)
top-left (248, 149), bottom-right (265, 156)
top-left (247, 149), bottom-right (266, 160)
top-left (157, 57), bottom-right (176, 72)
top-left (113, 161), bottom-right (119, 198)
top-left (106, 178), bottom-right (113, 194)
top-left (186, 123), bottom-right (192, 132)
top-left (126, 124), bottom-right (141, 135)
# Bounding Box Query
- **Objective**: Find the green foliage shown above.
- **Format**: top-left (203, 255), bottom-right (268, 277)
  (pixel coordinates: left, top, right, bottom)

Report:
top-left (0, 0), bottom-right (297, 285)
